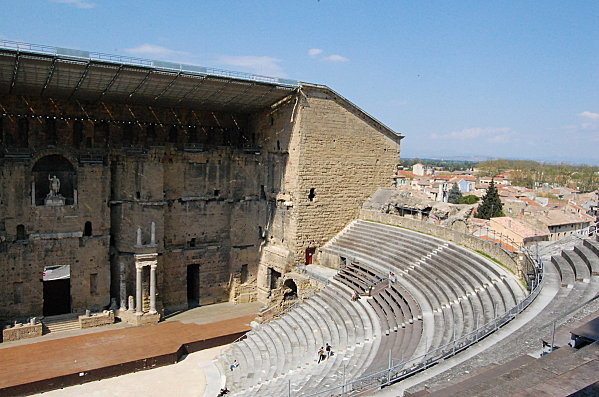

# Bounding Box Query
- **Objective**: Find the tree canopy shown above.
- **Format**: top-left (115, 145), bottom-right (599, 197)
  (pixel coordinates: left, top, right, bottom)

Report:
top-left (460, 195), bottom-right (480, 205)
top-left (475, 180), bottom-right (504, 219)
top-left (447, 184), bottom-right (463, 204)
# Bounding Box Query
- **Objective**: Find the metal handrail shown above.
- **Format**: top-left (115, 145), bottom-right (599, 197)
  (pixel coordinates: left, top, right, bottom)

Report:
top-left (0, 39), bottom-right (299, 87)
top-left (305, 250), bottom-right (544, 397)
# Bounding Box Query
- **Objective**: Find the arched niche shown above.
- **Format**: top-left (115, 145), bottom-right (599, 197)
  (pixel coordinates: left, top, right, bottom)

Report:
top-left (283, 278), bottom-right (298, 301)
top-left (32, 154), bottom-right (76, 206)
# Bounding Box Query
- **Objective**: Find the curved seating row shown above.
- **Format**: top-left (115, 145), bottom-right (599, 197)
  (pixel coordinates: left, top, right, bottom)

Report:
top-left (408, 235), bottom-right (599, 396)
top-left (216, 279), bottom-right (382, 396)
top-left (550, 236), bottom-right (599, 304)
top-left (215, 219), bottom-right (532, 396)
top-left (322, 220), bottom-right (527, 360)
top-left (334, 261), bottom-right (425, 373)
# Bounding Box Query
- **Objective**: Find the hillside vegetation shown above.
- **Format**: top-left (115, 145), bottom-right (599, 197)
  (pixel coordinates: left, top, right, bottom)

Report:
top-left (478, 160), bottom-right (599, 192)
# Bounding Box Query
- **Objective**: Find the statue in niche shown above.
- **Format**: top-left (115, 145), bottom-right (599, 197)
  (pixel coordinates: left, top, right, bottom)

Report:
top-left (45, 174), bottom-right (65, 206)
top-left (48, 174), bottom-right (60, 196)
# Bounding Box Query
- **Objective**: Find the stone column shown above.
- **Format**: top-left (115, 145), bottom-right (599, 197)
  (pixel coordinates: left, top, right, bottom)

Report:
top-left (136, 227), bottom-right (142, 246)
top-left (149, 263), bottom-right (157, 314)
top-left (135, 264), bottom-right (143, 315)
top-left (150, 221), bottom-right (156, 245)
top-left (31, 182), bottom-right (36, 207)
top-left (119, 261), bottom-right (127, 310)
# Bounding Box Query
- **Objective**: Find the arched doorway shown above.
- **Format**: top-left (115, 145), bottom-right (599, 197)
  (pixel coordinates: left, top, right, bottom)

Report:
top-left (283, 279), bottom-right (298, 301)
top-left (84, 221), bottom-right (92, 237)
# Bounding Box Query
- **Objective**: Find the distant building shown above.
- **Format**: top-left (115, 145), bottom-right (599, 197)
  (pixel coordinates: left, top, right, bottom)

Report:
top-left (413, 163), bottom-right (433, 176)
top-left (489, 217), bottom-right (548, 248)
top-left (523, 208), bottom-right (594, 241)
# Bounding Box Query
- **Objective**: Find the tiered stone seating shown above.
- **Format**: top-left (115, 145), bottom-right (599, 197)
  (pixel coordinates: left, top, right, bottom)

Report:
top-left (215, 219), bottom-right (537, 395)
top-left (422, 342), bottom-right (599, 396)
top-left (575, 242), bottom-right (599, 276)
top-left (403, 234), bottom-right (599, 396)
top-left (216, 278), bottom-right (382, 396)
top-left (550, 235), bottom-right (599, 302)
top-left (321, 219), bottom-right (527, 361)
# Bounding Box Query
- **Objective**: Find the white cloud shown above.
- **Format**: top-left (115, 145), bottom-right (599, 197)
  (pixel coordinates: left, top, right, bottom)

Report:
top-left (308, 48), bottom-right (323, 57)
top-left (124, 44), bottom-right (190, 59)
top-left (565, 111), bottom-right (599, 134)
top-left (579, 111), bottom-right (599, 119)
top-left (323, 54), bottom-right (349, 62)
top-left (431, 127), bottom-right (512, 143)
top-left (217, 55), bottom-right (287, 77)
top-left (51, 0), bottom-right (95, 9)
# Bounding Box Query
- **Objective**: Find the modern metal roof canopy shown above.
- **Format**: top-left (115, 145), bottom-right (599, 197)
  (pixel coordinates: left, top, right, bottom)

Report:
top-left (0, 41), bottom-right (298, 112)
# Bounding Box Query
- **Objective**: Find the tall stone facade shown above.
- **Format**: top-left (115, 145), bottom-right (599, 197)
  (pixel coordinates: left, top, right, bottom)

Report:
top-left (0, 48), bottom-right (402, 322)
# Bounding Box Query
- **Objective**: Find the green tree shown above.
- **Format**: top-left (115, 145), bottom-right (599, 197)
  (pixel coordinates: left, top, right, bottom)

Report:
top-left (475, 180), bottom-right (504, 219)
top-left (447, 184), bottom-right (463, 204)
top-left (460, 195), bottom-right (480, 204)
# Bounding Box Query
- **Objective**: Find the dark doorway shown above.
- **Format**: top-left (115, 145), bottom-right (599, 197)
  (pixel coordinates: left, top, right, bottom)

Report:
top-left (283, 279), bottom-right (298, 301)
top-left (16, 224), bottom-right (26, 241)
top-left (269, 268), bottom-right (281, 290)
top-left (84, 221), bottom-right (92, 237)
top-left (43, 278), bottom-right (71, 316)
top-left (305, 247), bottom-right (316, 265)
top-left (187, 264), bottom-right (200, 308)
top-left (240, 264), bottom-right (249, 284)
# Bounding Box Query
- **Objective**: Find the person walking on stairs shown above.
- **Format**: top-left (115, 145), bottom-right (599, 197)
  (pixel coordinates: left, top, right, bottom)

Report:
top-left (317, 347), bottom-right (326, 363)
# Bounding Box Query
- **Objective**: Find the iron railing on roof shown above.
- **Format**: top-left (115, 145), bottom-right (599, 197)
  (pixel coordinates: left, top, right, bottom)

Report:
top-left (0, 40), bottom-right (299, 88)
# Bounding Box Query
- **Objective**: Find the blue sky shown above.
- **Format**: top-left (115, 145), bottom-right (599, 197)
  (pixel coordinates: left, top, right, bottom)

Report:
top-left (3, 1), bottom-right (599, 165)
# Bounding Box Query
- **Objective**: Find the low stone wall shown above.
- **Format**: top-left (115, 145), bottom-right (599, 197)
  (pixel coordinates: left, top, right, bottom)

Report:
top-left (318, 250), bottom-right (343, 269)
top-left (79, 311), bottom-right (115, 329)
top-left (117, 310), bottom-right (160, 326)
top-left (3, 322), bottom-right (43, 342)
top-left (359, 209), bottom-right (523, 277)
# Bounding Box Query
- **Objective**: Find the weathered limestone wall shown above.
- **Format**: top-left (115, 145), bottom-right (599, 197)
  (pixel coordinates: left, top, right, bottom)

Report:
top-left (0, 84), bottom-right (403, 316)
top-left (0, 95), bottom-right (271, 320)
top-left (292, 87), bottom-right (402, 262)
top-left (248, 98), bottom-right (299, 301)
top-left (2, 322), bottom-right (42, 342)
top-left (79, 310), bottom-right (114, 329)
top-left (0, 147), bottom-right (111, 321)
top-left (359, 209), bottom-right (521, 276)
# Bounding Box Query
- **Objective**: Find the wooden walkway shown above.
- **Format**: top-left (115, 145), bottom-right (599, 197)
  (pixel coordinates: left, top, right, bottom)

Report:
top-left (0, 315), bottom-right (254, 396)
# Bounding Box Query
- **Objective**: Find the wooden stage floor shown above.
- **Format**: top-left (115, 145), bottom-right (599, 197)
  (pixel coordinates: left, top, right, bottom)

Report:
top-left (0, 315), bottom-right (254, 396)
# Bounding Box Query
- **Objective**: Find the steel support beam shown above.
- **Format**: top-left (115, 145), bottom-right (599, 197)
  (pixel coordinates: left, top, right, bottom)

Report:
top-left (69, 61), bottom-right (91, 99)
top-left (239, 85), bottom-right (275, 112)
top-left (176, 75), bottom-right (207, 105)
top-left (220, 82), bottom-right (255, 108)
top-left (153, 71), bottom-right (181, 102)
top-left (8, 53), bottom-right (20, 94)
top-left (128, 70), bottom-right (153, 100)
top-left (40, 57), bottom-right (57, 96)
top-left (98, 64), bottom-right (123, 100)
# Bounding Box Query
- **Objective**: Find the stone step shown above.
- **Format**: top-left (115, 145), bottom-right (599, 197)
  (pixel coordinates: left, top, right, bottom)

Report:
top-left (562, 248), bottom-right (591, 282)
top-left (574, 244), bottom-right (599, 276)
top-left (330, 224), bottom-right (521, 317)
top-left (551, 255), bottom-right (575, 288)
top-left (354, 220), bottom-right (517, 284)
top-left (332, 233), bottom-right (508, 310)
top-left (41, 313), bottom-right (81, 333)
top-left (43, 319), bottom-right (80, 333)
